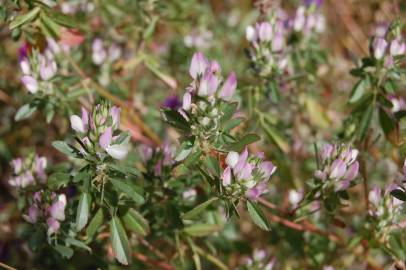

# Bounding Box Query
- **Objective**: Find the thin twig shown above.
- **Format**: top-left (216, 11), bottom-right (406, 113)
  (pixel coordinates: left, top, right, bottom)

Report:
top-left (0, 262), bottom-right (17, 270)
top-left (133, 252), bottom-right (175, 270)
top-left (259, 198), bottom-right (344, 245)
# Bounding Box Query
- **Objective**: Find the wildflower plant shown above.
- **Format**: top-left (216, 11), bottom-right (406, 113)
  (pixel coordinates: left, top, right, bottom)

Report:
top-left (2, 0), bottom-right (406, 269)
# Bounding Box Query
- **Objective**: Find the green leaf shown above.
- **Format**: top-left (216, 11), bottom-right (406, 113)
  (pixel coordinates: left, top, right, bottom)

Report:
top-left (15, 103), bottom-right (37, 121)
top-left (390, 189), bottom-right (406, 201)
top-left (358, 104), bottom-right (374, 141)
top-left (9, 7), bottom-right (41, 30)
top-left (220, 102), bottom-right (238, 124)
top-left (182, 198), bottom-right (218, 220)
top-left (183, 223), bottom-right (221, 237)
top-left (110, 178), bottom-right (145, 204)
top-left (86, 208), bottom-right (104, 239)
top-left (246, 201), bottom-right (270, 231)
top-left (122, 208), bottom-right (150, 236)
top-left (47, 172), bottom-right (70, 190)
top-left (76, 193), bottom-right (90, 231)
top-left (110, 216), bottom-right (131, 265)
top-left (52, 141), bottom-right (81, 158)
top-left (261, 121), bottom-right (290, 153)
top-left (175, 140), bottom-right (193, 162)
top-left (44, 10), bottom-right (78, 28)
top-left (223, 117), bottom-right (244, 132)
top-left (66, 238), bottom-right (91, 252)
top-left (161, 108), bottom-right (190, 132)
top-left (379, 107), bottom-right (396, 138)
top-left (349, 79), bottom-right (366, 103)
top-left (40, 12), bottom-right (61, 38)
top-left (54, 245), bottom-right (74, 259)
top-left (107, 164), bottom-right (138, 176)
top-left (226, 134), bottom-right (260, 152)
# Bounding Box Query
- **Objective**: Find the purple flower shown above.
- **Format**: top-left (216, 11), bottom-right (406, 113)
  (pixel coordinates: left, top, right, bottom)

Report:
top-left (304, 0), bottom-right (323, 8)
top-left (47, 217), bottom-right (60, 235)
top-left (189, 52), bottom-right (209, 79)
top-left (163, 95), bottom-right (182, 110)
top-left (198, 71), bottom-right (219, 96)
top-left (329, 159), bottom-right (346, 179)
top-left (246, 181), bottom-right (269, 201)
top-left (368, 186), bottom-right (381, 207)
top-left (110, 106), bottom-right (121, 127)
top-left (18, 43), bottom-right (29, 61)
top-left (49, 194), bottom-right (67, 221)
top-left (260, 161), bottom-right (277, 180)
top-left (99, 127), bottom-right (112, 149)
top-left (39, 55), bottom-right (57, 81)
top-left (271, 33), bottom-right (284, 51)
top-left (222, 166), bottom-right (232, 186)
top-left (24, 205), bottom-right (39, 223)
top-left (390, 38), bottom-right (406, 56)
top-left (139, 145), bottom-right (153, 162)
top-left (21, 75), bottom-right (38, 94)
top-left (257, 22), bottom-right (273, 42)
top-left (209, 60), bottom-right (221, 74)
top-left (34, 155), bottom-right (47, 183)
top-left (372, 37), bottom-right (388, 59)
top-left (182, 92), bottom-right (192, 111)
top-left (11, 158), bottom-right (23, 174)
top-left (234, 148), bottom-right (249, 174)
top-left (343, 161), bottom-right (359, 181)
top-left (237, 163), bottom-right (254, 180)
top-left (219, 71), bottom-right (237, 101)
top-left (92, 38), bottom-right (107, 65)
top-left (320, 144), bottom-right (334, 162)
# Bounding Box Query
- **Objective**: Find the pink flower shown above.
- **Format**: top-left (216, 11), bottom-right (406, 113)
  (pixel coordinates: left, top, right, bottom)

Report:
top-left (110, 106), bottom-right (121, 127)
top-left (246, 182), bottom-right (269, 201)
top-left (39, 55), bottom-right (57, 81)
top-left (47, 217), bottom-right (60, 235)
top-left (219, 72), bottom-right (237, 101)
top-left (372, 37), bottom-right (388, 59)
top-left (182, 92), bottom-right (192, 111)
top-left (21, 75), bottom-right (38, 94)
top-left (198, 71), bottom-right (219, 96)
top-left (99, 127), bottom-right (112, 149)
top-left (260, 161), bottom-right (277, 180)
top-left (189, 52), bottom-right (209, 79)
top-left (390, 39), bottom-right (406, 56)
top-left (222, 166), bottom-right (232, 186)
top-left (49, 194), bottom-right (67, 221)
top-left (329, 159), bottom-right (346, 179)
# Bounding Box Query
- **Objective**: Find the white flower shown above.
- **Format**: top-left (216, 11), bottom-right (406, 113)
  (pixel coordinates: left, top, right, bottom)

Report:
top-left (70, 115), bottom-right (86, 133)
top-left (106, 144), bottom-right (129, 160)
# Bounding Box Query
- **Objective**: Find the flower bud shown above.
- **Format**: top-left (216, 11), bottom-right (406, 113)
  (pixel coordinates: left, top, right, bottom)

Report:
top-left (226, 151), bottom-right (239, 168)
top-left (99, 127), bottom-right (112, 149)
top-left (39, 56), bottom-right (57, 81)
top-left (219, 71), bottom-right (237, 101)
top-left (189, 52), bottom-right (209, 79)
top-left (70, 115), bottom-right (86, 133)
top-left (246, 25), bottom-right (257, 42)
top-left (390, 39), bottom-right (406, 56)
top-left (21, 75), bottom-right (38, 94)
top-left (372, 37), bottom-right (388, 59)
top-left (222, 166), bottom-right (232, 186)
top-left (182, 92), bottom-right (192, 110)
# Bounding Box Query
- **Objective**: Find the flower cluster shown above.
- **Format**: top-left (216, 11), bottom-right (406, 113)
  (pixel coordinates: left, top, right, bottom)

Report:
top-left (178, 52), bottom-right (237, 140)
top-left (139, 143), bottom-right (176, 176)
top-left (23, 191), bottom-right (67, 236)
top-left (238, 249), bottom-right (276, 270)
top-left (20, 46), bottom-right (58, 95)
top-left (70, 102), bottom-right (129, 160)
top-left (245, 5), bottom-right (325, 78)
top-left (221, 148), bottom-right (276, 201)
top-left (92, 38), bottom-right (122, 86)
top-left (368, 185), bottom-right (403, 237)
top-left (9, 154), bottom-right (47, 189)
top-left (372, 33), bottom-right (405, 66)
top-left (314, 143), bottom-right (359, 192)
